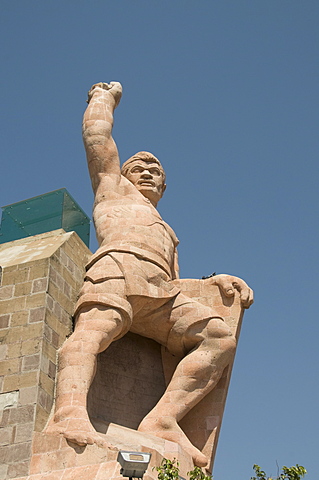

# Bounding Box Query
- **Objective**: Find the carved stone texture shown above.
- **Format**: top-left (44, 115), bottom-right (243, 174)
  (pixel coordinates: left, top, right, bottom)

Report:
top-left (87, 280), bottom-right (243, 474)
top-left (12, 428), bottom-right (194, 480)
top-left (45, 82), bottom-right (253, 472)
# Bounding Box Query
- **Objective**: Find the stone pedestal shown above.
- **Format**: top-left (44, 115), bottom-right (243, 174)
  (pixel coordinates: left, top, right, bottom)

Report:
top-left (14, 426), bottom-right (194, 480)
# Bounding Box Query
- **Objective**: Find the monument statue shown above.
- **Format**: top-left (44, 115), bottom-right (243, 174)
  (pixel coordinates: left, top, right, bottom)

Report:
top-left (46, 82), bottom-right (253, 467)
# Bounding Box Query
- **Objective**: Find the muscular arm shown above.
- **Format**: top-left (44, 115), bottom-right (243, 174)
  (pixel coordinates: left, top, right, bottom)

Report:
top-left (82, 82), bottom-right (122, 193)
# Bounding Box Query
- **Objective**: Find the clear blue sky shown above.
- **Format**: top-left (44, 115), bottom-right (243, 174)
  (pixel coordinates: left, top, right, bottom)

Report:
top-left (1, 2), bottom-right (318, 478)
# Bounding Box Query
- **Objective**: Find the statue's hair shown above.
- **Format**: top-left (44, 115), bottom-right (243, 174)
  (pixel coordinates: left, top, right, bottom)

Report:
top-left (121, 151), bottom-right (166, 183)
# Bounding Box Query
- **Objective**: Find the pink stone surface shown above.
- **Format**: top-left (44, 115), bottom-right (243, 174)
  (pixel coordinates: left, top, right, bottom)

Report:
top-left (9, 429), bottom-right (194, 480)
top-left (44, 82), bottom-right (253, 472)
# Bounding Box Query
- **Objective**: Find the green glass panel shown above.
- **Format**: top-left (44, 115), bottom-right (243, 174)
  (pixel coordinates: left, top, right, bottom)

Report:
top-left (0, 189), bottom-right (90, 247)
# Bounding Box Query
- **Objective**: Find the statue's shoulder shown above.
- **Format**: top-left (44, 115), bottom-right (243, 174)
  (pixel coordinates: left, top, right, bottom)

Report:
top-left (94, 173), bottom-right (138, 201)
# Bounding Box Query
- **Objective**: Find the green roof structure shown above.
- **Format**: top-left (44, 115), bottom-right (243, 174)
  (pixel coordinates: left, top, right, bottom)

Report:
top-left (0, 189), bottom-right (90, 247)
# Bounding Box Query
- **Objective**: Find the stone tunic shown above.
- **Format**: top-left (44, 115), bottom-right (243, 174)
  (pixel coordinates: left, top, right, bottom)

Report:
top-left (91, 173), bottom-right (179, 279)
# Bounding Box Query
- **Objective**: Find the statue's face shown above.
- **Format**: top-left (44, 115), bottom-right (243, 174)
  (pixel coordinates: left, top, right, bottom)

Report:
top-left (125, 160), bottom-right (166, 206)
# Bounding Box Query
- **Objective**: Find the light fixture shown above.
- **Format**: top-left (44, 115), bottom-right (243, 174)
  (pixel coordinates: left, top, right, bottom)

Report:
top-left (117, 450), bottom-right (151, 479)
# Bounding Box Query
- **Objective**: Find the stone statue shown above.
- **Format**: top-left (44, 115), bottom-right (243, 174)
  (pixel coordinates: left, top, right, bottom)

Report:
top-left (46, 82), bottom-right (253, 467)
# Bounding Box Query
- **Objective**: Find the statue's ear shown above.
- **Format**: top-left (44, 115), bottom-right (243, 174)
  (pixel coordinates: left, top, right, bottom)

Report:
top-left (161, 184), bottom-right (167, 195)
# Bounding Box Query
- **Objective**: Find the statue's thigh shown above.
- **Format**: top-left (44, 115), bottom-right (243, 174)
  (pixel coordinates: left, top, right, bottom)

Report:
top-left (166, 294), bottom-right (228, 356)
top-left (75, 275), bottom-right (133, 342)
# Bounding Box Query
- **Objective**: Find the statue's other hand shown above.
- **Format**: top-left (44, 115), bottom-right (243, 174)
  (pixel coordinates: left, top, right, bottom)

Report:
top-left (207, 274), bottom-right (254, 309)
top-left (87, 81), bottom-right (122, 106)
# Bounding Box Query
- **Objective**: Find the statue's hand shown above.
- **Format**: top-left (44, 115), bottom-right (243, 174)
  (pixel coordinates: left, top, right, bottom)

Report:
top-left (87, 81), bottom-right (122, 107)
top-left (206, 274), bottom-right (254, 308)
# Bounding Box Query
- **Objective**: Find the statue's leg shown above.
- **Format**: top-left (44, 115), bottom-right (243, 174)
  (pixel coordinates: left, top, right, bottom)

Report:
top-left (45, 305), bottom-right (125, 447)
top-left (138, 306), bottom-right (236, 467)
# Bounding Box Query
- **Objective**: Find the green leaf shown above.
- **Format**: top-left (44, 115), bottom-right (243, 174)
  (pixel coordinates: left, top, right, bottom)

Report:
top-left (188, 465), bottom-right (212, 480)
top-left (155, 458), bottom-right (180, 480)
top-left (251, 463), bottom-right (307, 480)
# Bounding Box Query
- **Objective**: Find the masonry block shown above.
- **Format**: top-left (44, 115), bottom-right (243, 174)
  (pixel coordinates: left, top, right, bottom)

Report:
top-left (0, 230), bottom-right (91, 479)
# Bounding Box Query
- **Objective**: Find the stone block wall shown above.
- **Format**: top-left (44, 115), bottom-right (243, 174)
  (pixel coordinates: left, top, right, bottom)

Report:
top-left (0, 230), bottom-right (91, 479)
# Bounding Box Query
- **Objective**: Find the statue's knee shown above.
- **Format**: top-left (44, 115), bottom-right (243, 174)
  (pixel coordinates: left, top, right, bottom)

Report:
top-left (75, 306), bottom-right (123, 331)
top-left (57, 308), bottom-right (125, 366)
top-left (206, 318), bottom-right (236, 351)
top-left (58, 328), bottom-right (111, 370)
top-left (219, 333), bottom-right (237, 356)
top-left (183, 317), bottom-right (234, 353)
top-left (59, 334), bottom-right (78, 356)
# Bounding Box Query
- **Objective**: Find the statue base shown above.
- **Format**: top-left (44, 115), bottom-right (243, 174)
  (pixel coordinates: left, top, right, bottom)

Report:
top-left (14, 423), bottom-right (194, 480)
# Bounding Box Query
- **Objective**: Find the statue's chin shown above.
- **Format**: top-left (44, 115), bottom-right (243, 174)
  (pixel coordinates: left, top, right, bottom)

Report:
top-left (139, 189), bottom-right (161, 206)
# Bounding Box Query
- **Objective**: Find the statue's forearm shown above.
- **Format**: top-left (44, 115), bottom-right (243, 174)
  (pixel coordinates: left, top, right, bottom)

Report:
top-left (83, 87), bottom-right (115, 136)
top-left (82, 84), bottom-right (121, 188)
top-left (82, 88), bottom-right (116, 155)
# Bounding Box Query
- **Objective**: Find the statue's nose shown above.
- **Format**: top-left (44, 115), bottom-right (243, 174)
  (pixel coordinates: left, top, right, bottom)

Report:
top-left (141, 170), bottom-right (152, 177)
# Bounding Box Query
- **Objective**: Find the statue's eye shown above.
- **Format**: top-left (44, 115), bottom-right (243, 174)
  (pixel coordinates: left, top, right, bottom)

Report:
top-left (131, 167), bottom-right (142, 173)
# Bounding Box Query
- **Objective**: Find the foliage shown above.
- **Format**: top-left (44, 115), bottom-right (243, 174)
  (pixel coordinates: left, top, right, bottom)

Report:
top-left (154, 458), bottom-right (180, 480)
top-left (154, 458), bottom-right (212, 480)
top-left (188, 465), bottom-right (212, 480)
top-left (154, 458), bottom-right (306, 480)
top-left (251, 464), bottom-right (307, 480)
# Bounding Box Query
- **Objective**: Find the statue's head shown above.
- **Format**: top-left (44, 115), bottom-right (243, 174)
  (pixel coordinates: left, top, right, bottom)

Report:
top-left (121, 151), bottom-right (166, 207)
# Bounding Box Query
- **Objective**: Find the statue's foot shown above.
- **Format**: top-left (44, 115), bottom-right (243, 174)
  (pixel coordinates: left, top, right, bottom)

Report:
top-left (45, 406), bottom-right (112, 449)
top-left (87, 81), bottom-right (122, 107)
top-left (138, 416), bottom-right (208, 467)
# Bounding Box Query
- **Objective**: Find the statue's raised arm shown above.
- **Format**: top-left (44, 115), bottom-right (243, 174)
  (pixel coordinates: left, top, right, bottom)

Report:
top-left (82, 82), bottom-right (122, 193)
